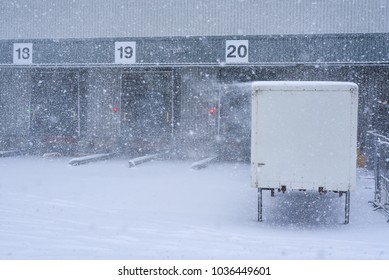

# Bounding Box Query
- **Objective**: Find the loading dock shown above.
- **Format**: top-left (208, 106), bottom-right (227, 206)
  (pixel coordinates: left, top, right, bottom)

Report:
top-left (0, 34), bottom-right (388, 160)
top-left (120, 71), bottom-right (174, 154)
top-left (29, 71), bottom-right (80, 154)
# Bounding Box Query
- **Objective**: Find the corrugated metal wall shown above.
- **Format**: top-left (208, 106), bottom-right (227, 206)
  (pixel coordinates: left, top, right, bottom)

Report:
top-left (0, 0), bottom-right (388, 40)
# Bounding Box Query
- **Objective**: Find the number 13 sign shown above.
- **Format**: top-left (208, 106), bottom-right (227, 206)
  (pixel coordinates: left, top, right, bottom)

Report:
top-left (13, 43), bottom-right (33, 64)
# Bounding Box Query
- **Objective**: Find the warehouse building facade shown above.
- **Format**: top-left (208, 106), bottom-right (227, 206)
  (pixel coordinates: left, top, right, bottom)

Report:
top-left (0, 0), bottom-right (388, 160)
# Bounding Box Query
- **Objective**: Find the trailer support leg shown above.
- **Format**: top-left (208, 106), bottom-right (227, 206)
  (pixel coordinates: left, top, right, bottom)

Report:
top-left (344, 190), bottom-right (350, 224)
top-left (258, 188), bottom-right (263, 222)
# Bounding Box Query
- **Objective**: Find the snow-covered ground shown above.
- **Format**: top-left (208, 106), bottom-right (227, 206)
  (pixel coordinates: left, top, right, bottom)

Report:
top-left (0, 156), bottom-right (388, 260)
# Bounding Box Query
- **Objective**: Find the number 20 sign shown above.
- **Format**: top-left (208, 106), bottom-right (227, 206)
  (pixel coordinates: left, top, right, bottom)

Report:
top-left (115, 41), bottom-right (136, 64)
top-left (225, 40), bottom-right (249, 63)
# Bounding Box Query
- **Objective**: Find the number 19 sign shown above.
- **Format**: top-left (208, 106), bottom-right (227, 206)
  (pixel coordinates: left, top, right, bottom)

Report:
top-left (115, 41), bottom-right (136, 64)
top-left (13, 43), bottom-right (33, 64)
top-left (225, 40), bottom-right (249, 64)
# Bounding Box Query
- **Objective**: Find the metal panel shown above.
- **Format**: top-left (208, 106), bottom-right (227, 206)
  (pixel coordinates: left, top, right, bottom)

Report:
top-left (251, 81), bottom-right (358, 191)
top-left (30, 71), bottom-right (80, 138)
top-left (120, 70), bottom-right (174, 151)
top-left (178, 68), bottom-right (220, 140)
top-left (0, 0), bottom-right (388, 40)
top-left (1, 33), bottom-right (389, 66)
top-left (86, 68), bottom-right (121, 139)
top-left (0, 69), bottom-right (31, 136)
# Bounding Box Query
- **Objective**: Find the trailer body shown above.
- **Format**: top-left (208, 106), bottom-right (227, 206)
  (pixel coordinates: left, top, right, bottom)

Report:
top-left (251, 81), bottom-right (358, 223)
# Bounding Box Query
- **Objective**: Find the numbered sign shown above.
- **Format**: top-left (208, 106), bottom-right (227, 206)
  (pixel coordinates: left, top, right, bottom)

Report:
top-left (115, 41), bottom-right (136, 64)
top-left (225, 40), bottom-right (249, 63)
top-left (13, 43), bottom-right (33, 64)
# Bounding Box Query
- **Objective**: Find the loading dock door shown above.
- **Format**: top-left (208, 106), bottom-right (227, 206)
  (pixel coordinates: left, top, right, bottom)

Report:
top-left (121, 71), bottom-right (173, 152)
top-left (30, 72), bottom-right (79, 151)
top-left (219, 84), bottom-right (251, 161)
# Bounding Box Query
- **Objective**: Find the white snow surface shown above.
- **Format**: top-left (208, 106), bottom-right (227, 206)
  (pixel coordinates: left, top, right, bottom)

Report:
top-left (0, 156), bottom-right (388, 260)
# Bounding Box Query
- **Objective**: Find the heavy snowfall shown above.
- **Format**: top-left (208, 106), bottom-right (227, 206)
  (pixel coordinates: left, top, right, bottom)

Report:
top-left (0, 155), bottom-right (388, 260)
top-left (0, 0), bottom-right (388, 264)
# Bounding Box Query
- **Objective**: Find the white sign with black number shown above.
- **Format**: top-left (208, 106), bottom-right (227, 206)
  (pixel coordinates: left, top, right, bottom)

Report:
top-left (13, 43), bottom-right (33, 64)
top-left (115, 41), bottom-right (136, 64)
top-left (225, 40), bottom-right (249, 63)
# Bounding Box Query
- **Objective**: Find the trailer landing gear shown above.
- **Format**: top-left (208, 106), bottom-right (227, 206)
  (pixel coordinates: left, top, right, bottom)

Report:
top-left (257, 188), bottom-right (263, 222)
top-left (344, 190), bottom-right (350, 224)
top-left (257, 188), bottom-right (351, 224)
top-left (257, 187), bottom-right (272, 222)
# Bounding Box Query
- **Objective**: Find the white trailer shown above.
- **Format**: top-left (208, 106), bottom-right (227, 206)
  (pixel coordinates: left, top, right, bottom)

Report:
top-left (251, 81), bottom-right (358, 224)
